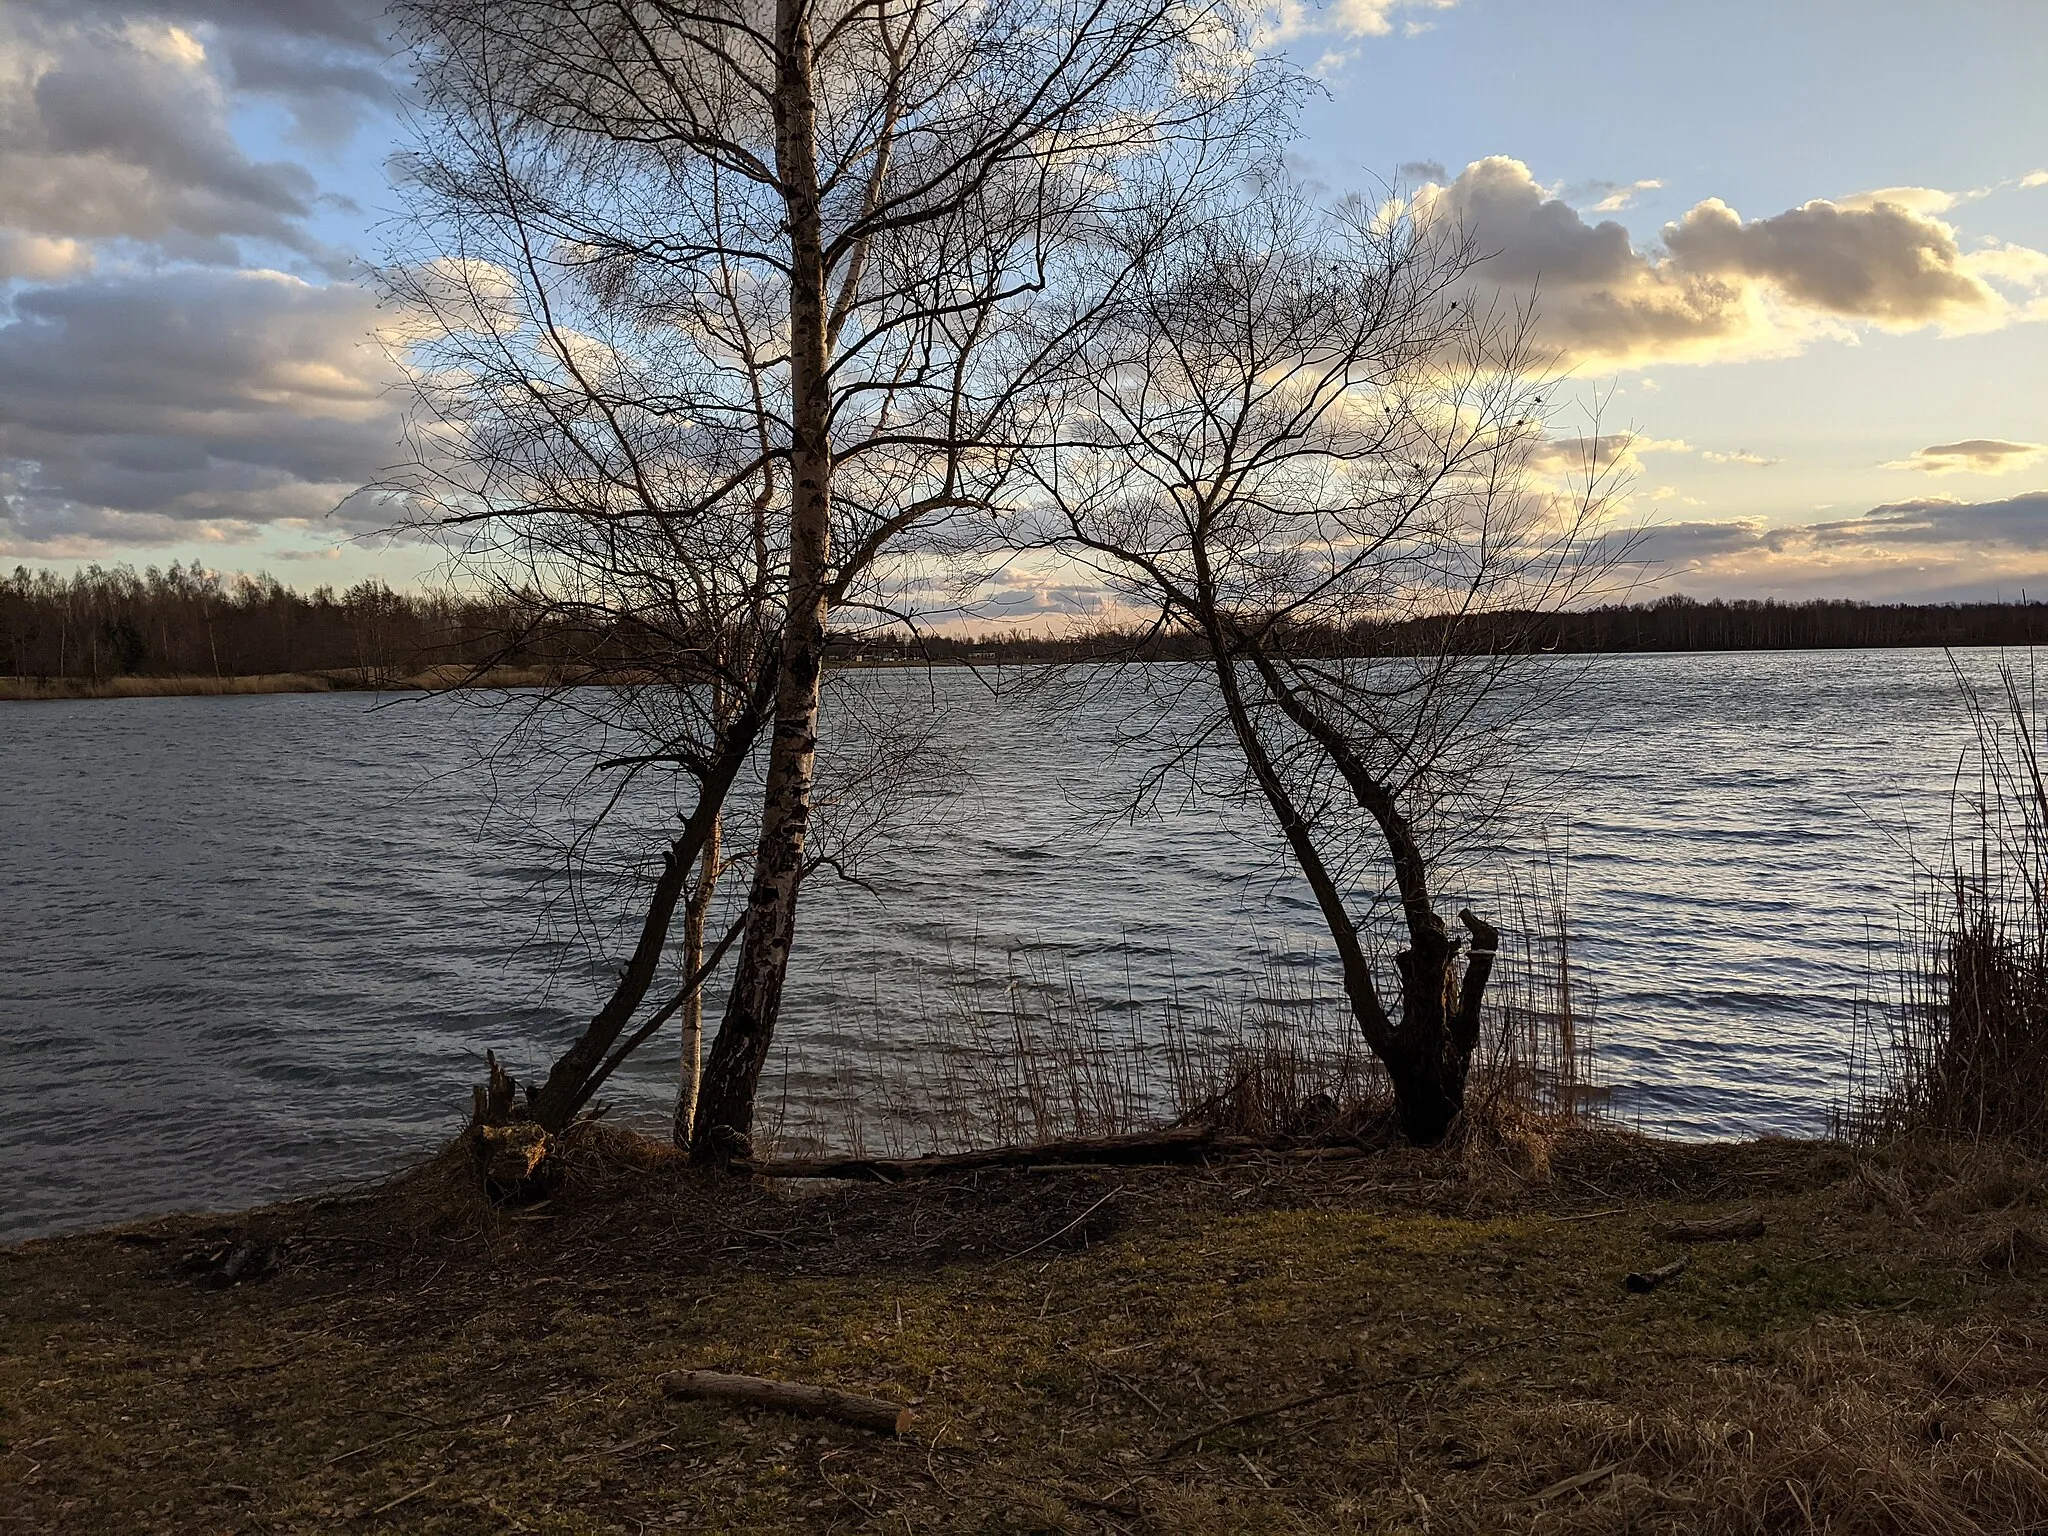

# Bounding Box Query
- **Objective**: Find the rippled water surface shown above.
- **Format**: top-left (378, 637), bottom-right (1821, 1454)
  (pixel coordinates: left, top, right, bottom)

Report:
top-left (0, 650), bottom-right (1997, 1240)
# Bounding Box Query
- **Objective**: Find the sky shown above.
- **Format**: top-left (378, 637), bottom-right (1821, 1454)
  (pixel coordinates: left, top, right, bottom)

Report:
top-left (1, 0), bottom-right (2045, 605)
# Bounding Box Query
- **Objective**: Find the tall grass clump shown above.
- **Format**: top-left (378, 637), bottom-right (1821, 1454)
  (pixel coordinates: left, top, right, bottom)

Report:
top-left (769, 856), bottom-right (1596, 1159)
top-left (1848, 657), bottom-right (2048, 1146)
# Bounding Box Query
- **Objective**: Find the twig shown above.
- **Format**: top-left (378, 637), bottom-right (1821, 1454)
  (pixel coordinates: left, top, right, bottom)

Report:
top-left (369, 1477), bottom-right (439, 1516)
top-left (319, 1395), bottom-right (557, 1467)
top-left (1006, 1189), bottom-right (1122, 1263)
top-left (1659, 1207), bottom-right (1764, 1243)
top-left (563, 1426), bottom-right (674, 1463)
top-left (1093, 1363), bottom-right (1170, 1421)
top-left (1156, 1335), bottom-right (1535, 1459)
top-left (742, 1128), bottom-right (1233, 1182)
top-left (1528, 1460), bottom-right (1622, 1502)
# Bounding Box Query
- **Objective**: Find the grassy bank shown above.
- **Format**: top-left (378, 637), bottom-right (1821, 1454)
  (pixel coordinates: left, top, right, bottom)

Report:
top-left (0, 666), bottom-right (564, 701)
top-left (5, 1126), bottom-right (2048, 1533)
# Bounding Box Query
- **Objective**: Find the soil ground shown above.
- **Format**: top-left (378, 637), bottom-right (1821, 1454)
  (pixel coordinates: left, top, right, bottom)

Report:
top-left (5, 1126), bottom-right (2048, 1534)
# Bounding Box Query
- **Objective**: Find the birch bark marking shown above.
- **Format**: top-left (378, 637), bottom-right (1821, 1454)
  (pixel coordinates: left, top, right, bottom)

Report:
top-left (673, 812), bottom-right (722, 1146)
top-left (693, 0), bottom-right (833, 1163)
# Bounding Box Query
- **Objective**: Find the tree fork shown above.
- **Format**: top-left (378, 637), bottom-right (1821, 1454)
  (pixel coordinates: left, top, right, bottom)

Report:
top-left (504, 658), bottom-right (775, 1133)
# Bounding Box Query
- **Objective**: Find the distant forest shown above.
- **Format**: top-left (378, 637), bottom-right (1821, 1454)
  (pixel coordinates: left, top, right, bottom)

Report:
top-left (0, 564), bottom-right (511, 683)
top-left (898, 596), bottom-right (2048, 666)
top-left (5, 563), bottom-right (2048, 683)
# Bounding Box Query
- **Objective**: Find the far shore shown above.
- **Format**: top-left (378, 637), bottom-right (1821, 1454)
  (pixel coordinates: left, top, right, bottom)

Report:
top-left (0, 665), bottom-right (566, 701)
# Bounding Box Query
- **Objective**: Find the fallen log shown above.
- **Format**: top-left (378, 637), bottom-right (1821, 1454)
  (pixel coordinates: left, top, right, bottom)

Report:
top-left (1658, 1207), bottom-right (1764, 1243)
top-left (1625, 1255), bottom-right (1689, 1293)
top-left (738, 1126), bottom-right (1233, 1182)
top-left (661, 1371), bottom-right (913, 1435)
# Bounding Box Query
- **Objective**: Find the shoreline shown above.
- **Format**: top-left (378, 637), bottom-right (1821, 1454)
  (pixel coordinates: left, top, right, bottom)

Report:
top-left (6, 1123), bottom-right (2045, 1531)
top-left (0, 665), bottom-right (567, 702)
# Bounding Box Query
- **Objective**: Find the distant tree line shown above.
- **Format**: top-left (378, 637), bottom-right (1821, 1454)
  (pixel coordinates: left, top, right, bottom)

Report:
top-left (0, 564), bottom-right (515, 682)
top-left (8, 568), bottom-right (2048, 683)
top-left (880, 595), bottom-right (2048, 667)
top-left (1519, 596), bottom-right (2048, 653)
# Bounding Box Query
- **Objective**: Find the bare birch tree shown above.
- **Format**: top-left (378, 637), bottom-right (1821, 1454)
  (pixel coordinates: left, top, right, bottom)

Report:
top-left (1029, 186), bottom-right (1626, 1143)
top-left (390, 0), bottom-right (1291, 1157)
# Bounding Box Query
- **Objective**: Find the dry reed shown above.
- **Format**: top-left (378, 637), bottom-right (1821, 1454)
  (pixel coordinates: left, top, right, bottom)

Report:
top-left (1846, 656), bottom-right (2048, 1148)
top-left (769, 858), bottom-right (1596, 1159)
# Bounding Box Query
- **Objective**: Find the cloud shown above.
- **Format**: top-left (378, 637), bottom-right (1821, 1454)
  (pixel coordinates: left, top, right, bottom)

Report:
top-left (1632, 489), bottom-right (2048, 600)
top-left (0, 1), bottom-right (405, 557)
top-left (1568, 178), bottom-right (1663, 214)
top-left (1526, 431), bottom-right (1687, 485)
top-left (0, 267), bottom-right (402, 556)
top-left (1328, 0), bottom-right (1455, 37)
top-left (1813, 492), bottom-right (2048, 548)
top-left (1414, 158), bottom-right (2048, 367)
top-left (1259, 0), bottom-right (1455, 48)
top-left (0, 231), bottom-right (93, 283)
top-left (34, 0), bottom-right (386, 50)
top-left (2023, 171), bottom-right (2048, 189)
top-left (1529, 430), bottom-right (1717, 480)
top-left (215, 24), bottom-right (398, 148)
top-left (1882, 439), bottom-right (2048, 475)
top-left (0, 14), bottom-right (314, 260)
top-left (1835, 186), bottom-right (1964, 216)
top-left (0, 1), bottom-right (396, 267)
top-left (1662, 197), bottom-right (1987, 323)
top-left (1701, 448), bottom-right (1778, 466)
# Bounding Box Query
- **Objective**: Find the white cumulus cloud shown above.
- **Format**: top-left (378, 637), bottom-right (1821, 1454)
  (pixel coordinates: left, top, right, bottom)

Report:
top-left (1412, 158), bottom-right (2048, 368)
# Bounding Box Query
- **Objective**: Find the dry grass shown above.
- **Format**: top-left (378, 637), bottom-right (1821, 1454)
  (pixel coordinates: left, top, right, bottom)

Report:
top-left (8, 1123), bottom-right (2048, 1534)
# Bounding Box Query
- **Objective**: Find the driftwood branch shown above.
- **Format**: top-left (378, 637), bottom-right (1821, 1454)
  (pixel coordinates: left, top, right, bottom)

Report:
top-left (661, 1371), bottom-right (913, 1435)
top-left (738, 1126), bottom-right (1233, 1182)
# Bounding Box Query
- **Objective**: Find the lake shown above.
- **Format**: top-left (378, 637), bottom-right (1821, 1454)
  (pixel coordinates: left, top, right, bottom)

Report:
top-left (0, 649), bottom-right (1996, 1240)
